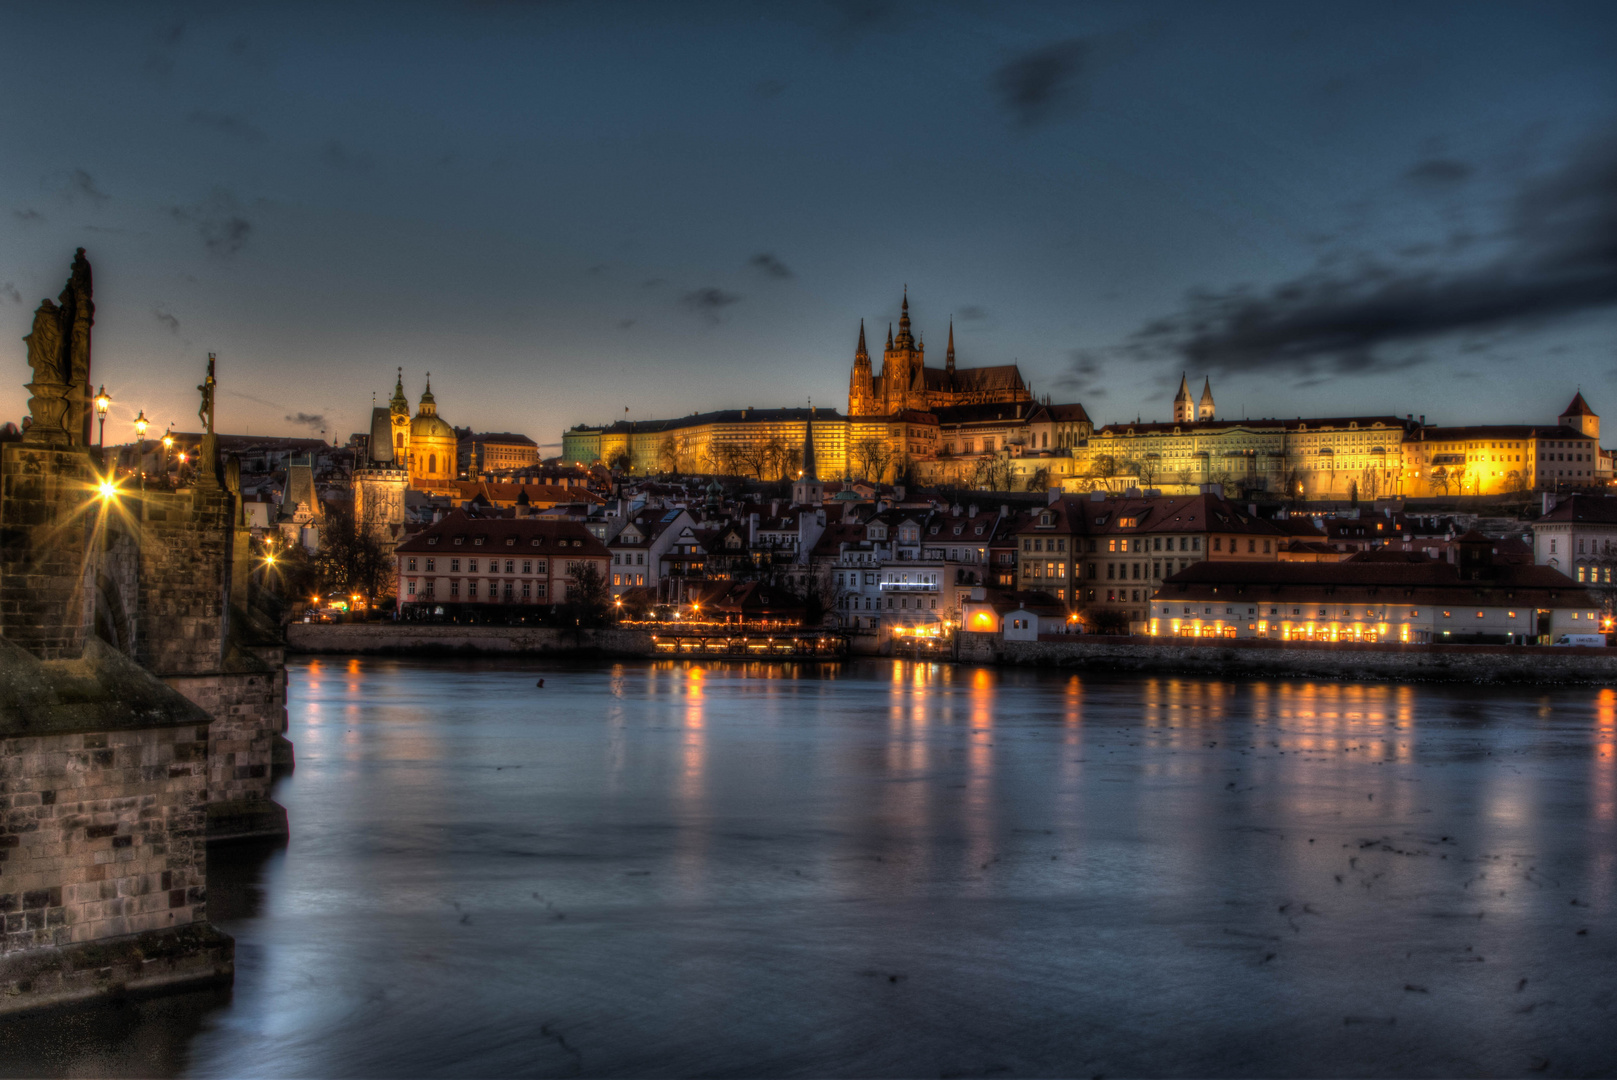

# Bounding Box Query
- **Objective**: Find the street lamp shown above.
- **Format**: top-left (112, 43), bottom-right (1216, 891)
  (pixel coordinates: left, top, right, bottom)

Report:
top-left (134, 411), bottom-right (148, 440)
top-left (93, 386), bottom-right (110, 449)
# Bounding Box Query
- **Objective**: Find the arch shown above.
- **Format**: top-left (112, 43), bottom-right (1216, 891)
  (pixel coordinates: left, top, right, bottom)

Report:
top-left (93, 570), bottom-right (132, 655)
top-left (428, 453), bottom-right (437, 474)
top-left (396, 432), bottom-right (404, 449)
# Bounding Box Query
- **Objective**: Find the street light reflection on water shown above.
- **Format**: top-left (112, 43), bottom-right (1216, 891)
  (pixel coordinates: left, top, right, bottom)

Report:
top-left (1, 657), bottom-right (1614, 1078)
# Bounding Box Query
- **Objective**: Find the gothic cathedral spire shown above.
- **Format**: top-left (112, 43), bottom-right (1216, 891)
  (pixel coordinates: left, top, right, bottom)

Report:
top-left (946, 318), bottom-right (955, 374)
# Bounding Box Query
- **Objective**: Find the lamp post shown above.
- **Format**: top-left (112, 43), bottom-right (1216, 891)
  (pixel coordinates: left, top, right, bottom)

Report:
top-left (93, 386), bottom-right (110, 451)
top-left (134, 411), bottom-right (149, 489)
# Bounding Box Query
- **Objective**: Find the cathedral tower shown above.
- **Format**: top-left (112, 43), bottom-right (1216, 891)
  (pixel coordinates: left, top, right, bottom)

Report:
top-left (849, 321), bottom-right (874, 416)
top-left (1173, 374), bottom-right (1194, 424)
top-left (1198, 378), bottom-right (1215, 421)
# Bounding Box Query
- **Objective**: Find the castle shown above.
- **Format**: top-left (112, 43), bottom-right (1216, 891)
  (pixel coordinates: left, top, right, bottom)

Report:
top-left (848, 290), bottom-right (1032, 416)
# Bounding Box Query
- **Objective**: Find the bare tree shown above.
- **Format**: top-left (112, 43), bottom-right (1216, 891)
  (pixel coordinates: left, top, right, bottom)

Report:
top-left (854, 438), bottom-right (892, 483)
top-left (1025, 466), bottom-right (1051, 493)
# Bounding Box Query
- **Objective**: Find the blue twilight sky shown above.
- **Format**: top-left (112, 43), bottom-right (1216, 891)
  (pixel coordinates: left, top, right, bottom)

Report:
top-left (2, 1), bottom-right (1615, 450)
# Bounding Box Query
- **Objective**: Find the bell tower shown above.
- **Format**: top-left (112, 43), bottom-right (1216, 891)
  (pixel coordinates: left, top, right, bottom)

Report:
top-left (388, 367), bottom-right (411, 466)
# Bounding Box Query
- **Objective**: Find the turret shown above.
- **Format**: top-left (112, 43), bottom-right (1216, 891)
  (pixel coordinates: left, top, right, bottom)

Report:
top-left (849, 320), bottom-right (873, 415)
top-left (1198, 378), bottom-right (1215, 421)
top-left (1560, 391), bottom-right (1599, 440)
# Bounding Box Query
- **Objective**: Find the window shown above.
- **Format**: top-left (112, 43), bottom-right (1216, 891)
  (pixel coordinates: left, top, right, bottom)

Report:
top-left (535, 560), bottom-right (547, 573)
top-left (451, 558), bottom-right (461, 572)
top-left (1192, 538), bottom-right (1201, 551)
top-left (407, 580), bottom-right (416, 596)
top-left (426, 558), bottom-right (435, 572)
top-left (450, 579), bottom-right (460, 598)
top-left (1213, 537), bottom-right (1222, 551)
top-left (407, 557), bottom-right (417, 571)
top-left (506, 560), bottom-right (515, 573)
top-left (535, 583), bottom-right (547, 599)
top-left (523, 560), bottom-right (532, 574)
top-left (468, 559), bottom-right (477, 572)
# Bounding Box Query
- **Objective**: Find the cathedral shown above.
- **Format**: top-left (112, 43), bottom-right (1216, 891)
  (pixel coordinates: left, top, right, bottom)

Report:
top-left (847, 291), bottom-right (1032, 417)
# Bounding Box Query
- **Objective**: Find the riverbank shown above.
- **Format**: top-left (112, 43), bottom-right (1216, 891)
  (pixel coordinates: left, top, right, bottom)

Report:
top-left (962, 632), bottom-right (1617, 684)
top-left (289, 623), bottom-right (1617, 683)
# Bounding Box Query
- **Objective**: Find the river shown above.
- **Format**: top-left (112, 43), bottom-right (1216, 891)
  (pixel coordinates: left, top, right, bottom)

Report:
top-left (2, 658), bottom-right (1614, 1077)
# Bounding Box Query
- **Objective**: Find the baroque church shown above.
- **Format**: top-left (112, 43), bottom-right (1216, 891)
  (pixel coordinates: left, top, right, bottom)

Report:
top-left (354, 370), bottom-right (458, 549)
top-left (847, 291), bottom-right (1032, 417)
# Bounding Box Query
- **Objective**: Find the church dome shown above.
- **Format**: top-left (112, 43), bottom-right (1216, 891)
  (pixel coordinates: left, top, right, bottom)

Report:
top-left (410, 412), bottom-right (455, 440)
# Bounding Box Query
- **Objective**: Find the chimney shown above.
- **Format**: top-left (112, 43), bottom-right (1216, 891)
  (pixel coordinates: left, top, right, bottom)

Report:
top-left (968, 503), bottom-right (979, 517)
top-left (1091, 490), bottom-right (1106, 502)
top-left (748, 512), bottom-right (759, 545)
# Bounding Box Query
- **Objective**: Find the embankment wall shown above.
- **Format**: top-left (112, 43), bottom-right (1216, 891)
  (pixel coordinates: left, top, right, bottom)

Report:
top-left (287, 623), bottom-right (655, 656)
top-left (968, 634), bottom-right (1617, 684)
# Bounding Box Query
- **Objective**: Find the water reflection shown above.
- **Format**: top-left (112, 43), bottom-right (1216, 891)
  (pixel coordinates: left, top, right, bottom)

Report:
top-left (1, 659), bottom-right (1613, 1078)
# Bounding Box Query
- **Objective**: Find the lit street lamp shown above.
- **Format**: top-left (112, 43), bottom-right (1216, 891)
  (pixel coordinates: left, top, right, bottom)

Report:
top-left (134, 411), bottom-right (149, 489)
top-left (93, 385), bottom-right (110, 449)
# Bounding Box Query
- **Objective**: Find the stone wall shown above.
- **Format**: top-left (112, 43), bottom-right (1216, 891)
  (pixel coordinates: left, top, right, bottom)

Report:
top-left (134, 487), bottom-right (235, 677)
top-left (288, 622), bottom-right (656, 656)
top-left (982, 636), bottom-right (1617, 685)
top-left (0, 638), bottom-right (234, 1014)
top-left (0, 445), bottom-right (92, 660)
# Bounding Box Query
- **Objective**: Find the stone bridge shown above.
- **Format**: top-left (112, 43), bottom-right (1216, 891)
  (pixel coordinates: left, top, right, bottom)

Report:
top-left (0, 250), bottom-right (290, 1014)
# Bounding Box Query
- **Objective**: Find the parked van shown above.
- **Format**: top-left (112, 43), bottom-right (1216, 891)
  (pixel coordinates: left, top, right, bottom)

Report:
top-left (1552, 634), bottom-right (1606, 647)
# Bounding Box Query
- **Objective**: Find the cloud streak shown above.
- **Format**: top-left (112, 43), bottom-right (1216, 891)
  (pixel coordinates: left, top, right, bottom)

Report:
top-left (992, 39), bottom-right (1087, 128)
top-left (169, 188), bottom-right (253, 257)
top-left (1, 283), bottom-right (21, 304)
top-left (154, 306), bottom-right (180, 333)
top-left (1114, 135), bottom-right (1617, 381)
top-left (681, 286), bottom-right (742, 324)
top-left (748, 252), bottom-right (793, 279)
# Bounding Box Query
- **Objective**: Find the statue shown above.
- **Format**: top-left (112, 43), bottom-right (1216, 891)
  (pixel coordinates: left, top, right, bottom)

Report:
top-left (20, 249), bottom-right (94, 447)
top-left (197, 354), bottom-right (216, 435)
top-left (24, 299), bottom-right (66, 384)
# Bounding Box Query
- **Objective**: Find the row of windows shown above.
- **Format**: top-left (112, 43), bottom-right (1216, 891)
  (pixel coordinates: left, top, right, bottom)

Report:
top-left (405, 578), bottom-right (549, 600)
top-left (839, 595), bottom-right (940, 610)
top-left (406, 557), bottom-right (549, 574)
top-left (613, 552), bottom-right (647, 565)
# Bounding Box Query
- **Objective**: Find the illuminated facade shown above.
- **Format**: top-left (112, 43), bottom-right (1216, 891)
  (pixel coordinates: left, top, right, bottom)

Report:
top-left (1147, 546), bottom-right (1598, 643)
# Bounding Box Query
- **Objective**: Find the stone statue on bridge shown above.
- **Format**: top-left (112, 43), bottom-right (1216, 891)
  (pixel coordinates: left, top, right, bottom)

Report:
top-left (21, 248), bottom-right (95, 447)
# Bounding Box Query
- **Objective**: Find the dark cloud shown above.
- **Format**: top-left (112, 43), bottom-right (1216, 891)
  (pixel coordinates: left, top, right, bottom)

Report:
top-left (285, 412), bottom-right (326, 432)
top-left (59, 169), bottom-right (109, 205)
top-left (1, 283), bottom-right (21, 304)
top-left (321, 140), bottom-right (374, 172)
top-left (153, 306), bottom-right (180, 333)
top-left (618, 319), bottom-right (635, 330)
top-left (12, 208), bottom-right (44, 223)
top-left (1056, 351), bottom-right (1108, 399)
top-left (144, 21), bottom-right (184, 80)
top-left (681, 287), bottom-right (742, 324)
top-left (747, 253), bottom-right (793, 279)
top-left (992, 39), bottom-right (1087, 128)
top-left (1115, 135), bottom-right (1617, 382)
top-left (169, 188), bottom-right (253, 257)
top-left (957, 305), bottom-right (988, 322)
top-left (1405, 157), bottom-right (1473, 186)
top-left (189, 111), bottom-right (265, 142)
top-left (754, 79), bottom-right (787, 99)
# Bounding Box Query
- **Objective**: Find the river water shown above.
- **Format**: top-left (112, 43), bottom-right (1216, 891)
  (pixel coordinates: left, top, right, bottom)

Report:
top-left (2, 658), bottom-right (1614, 1077)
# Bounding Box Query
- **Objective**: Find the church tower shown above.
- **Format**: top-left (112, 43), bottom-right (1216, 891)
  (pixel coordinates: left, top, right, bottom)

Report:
top-left (946, 319), bottom-right (955, 375)
top-left (849, 321), bottom-right (874, 417)
top-left (353, 395), bottom-right (409, 551)
top-left (1173, 373), bottom-right (1194, 424)
top-left (1198, 378), bottom-right (1215, 421)
top-left (388, 367), bottom-right (411, 465)
top-left (882, 289), bottom-right (925, 413)
top-left (793, 406), bottom-right (824, 506)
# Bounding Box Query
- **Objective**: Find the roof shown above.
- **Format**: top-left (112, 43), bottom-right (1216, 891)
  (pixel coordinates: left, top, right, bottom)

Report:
top-left (450, 481), bottom-right (604, 507)
top-left (394, 510), bottom-right (610, 556)
top-left (920, 363), bottom-right (1028, 396)
top-left (1017, 493), bottom-right (1284, 538)
top-left (1157, 558), bottom-right (1594, 607)
top-left (1562, 392), bottom-right (1598, 418)
top-left (1098, 416), bottom-right (1409, 437)
top-left (1416, 424), bottom-right (1592, 442)
top-left (1537, 494), bottom-right (1617, 525)
top-left (586, 406), bottom-right (844, 436)
top-left (463, 431), bottom-right (538, 447)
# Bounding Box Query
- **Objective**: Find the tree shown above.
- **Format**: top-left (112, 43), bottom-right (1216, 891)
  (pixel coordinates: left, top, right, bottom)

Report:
top-left (315, 503), bottom-right (393, 611)
top-left (736, 441), bottom-right (769, 479)
top-left (1025, 466), bottom-right (1051, 493)
top-left (853, 438), bottom-right (891, 483)
top-left (608, 450), bottom-right (632, 474)
top-left (562, 562), bottom-right (614, 628)
top-left (761, 435), bottom-right (790, 480)
top-left (657, 435), bottom-right (680, 476)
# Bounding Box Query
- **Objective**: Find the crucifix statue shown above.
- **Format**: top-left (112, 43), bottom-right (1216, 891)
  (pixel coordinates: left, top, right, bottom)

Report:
top-left (198, 353), bottom-right (216, 435)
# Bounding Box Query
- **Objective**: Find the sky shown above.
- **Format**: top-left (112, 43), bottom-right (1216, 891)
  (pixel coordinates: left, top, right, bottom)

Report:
top-left (2, 1), bottom-right (1615, 451)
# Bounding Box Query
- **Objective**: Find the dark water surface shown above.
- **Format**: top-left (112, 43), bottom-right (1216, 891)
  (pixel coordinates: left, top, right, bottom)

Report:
top-left (3, 658), bottom-right (1615, 1078)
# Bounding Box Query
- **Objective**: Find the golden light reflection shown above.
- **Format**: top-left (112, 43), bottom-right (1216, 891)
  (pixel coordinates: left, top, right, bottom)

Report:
top-left (1596, 688), bottom-right (1615, 823)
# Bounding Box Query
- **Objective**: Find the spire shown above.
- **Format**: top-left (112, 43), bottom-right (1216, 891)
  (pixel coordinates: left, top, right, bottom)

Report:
top-left (1198, 377), bottom-right (1215, 421)
top-left (894, 287), bottom-right (914, 349)
top-left (856, 319), bottom-right (868, 360)
top-left (887, 323), bottom-right (893, 349)
top-left (946, 319), bottom-right (955, 373)
top-left (419, 371), bottom-right (436, 414)
top-left (1174, 372), bottom-right (1193, 424)
top-left (390, 366), bottom-right (409, 414)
